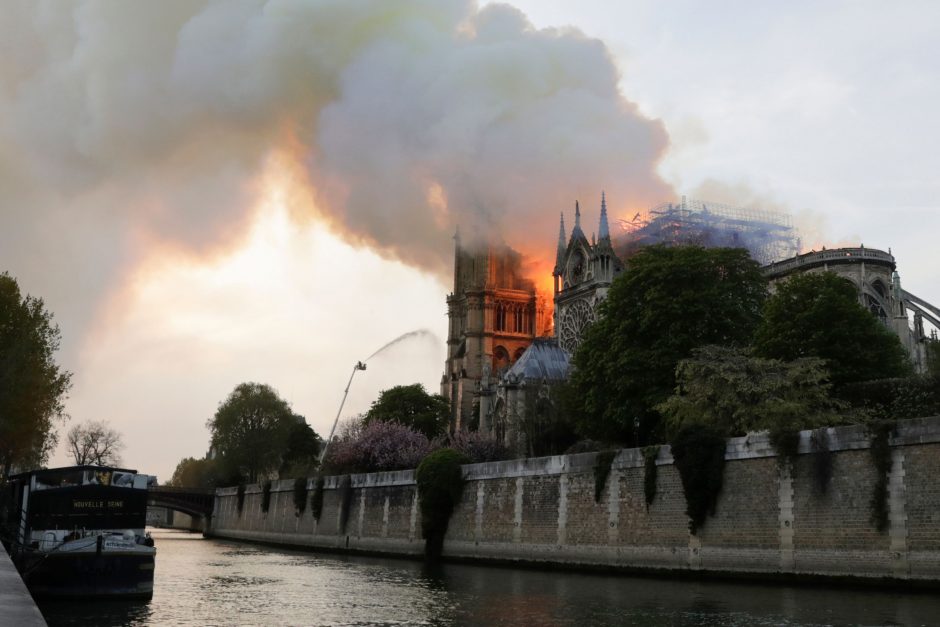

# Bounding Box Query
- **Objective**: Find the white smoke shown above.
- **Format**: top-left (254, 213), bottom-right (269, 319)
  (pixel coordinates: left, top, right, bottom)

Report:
top-left (0, 0), bottom-right (671, 339)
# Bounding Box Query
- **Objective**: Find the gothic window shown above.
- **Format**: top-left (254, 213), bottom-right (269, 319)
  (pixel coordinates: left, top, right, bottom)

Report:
top-left (514, 347), bottom-right (526, 361)
top-left (493, 346), bottom-right (510, 372)
top-left (494, 402), bottom-right (506, 445)
top-left (559, 299), bottom-right (596, 353)
top-left (865, 294), bottom-right (888, 325)
top-left (496, 304), bottom-right (506, 331)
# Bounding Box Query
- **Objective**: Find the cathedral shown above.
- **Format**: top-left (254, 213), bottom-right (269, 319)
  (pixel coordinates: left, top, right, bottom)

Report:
top-left (443, 194), bottom-right (938, 454)
top-left (442, 195), bottom-right (621, 452)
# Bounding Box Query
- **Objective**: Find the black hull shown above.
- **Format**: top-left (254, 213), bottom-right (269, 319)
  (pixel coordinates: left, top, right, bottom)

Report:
top-left (16, 551), bottom-right (155, 599)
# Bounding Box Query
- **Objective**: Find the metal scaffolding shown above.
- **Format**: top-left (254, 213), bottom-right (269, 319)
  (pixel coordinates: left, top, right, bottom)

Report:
top-left (616, 196), bottom-right (800, 265)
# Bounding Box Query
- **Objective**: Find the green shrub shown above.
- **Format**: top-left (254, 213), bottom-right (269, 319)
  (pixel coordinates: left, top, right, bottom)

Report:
top-left (810, 428), bottom-right (833, 494)
top-left (869, 421), bottom-right (894, 532)
top-left (671, 424), bottom-right (727, 534)
top-left (310, 477), bottom-right (325, 522)
top-left (593, 450), bottom-right (617, 503)
top-left (236, 483), bottom-right (246, 515)
top-left (643, 446), bottom-right (660, 510)
top-left (261, 480), bottom-right (272, 513)
top-left (415, 448), bottom-right (469, 560)
top-left (838, 375), bottom-right (940, 420)
top-left (293, 477), bottom-right (308, 516)
top-left (338, 475), bottom-right (353, 533)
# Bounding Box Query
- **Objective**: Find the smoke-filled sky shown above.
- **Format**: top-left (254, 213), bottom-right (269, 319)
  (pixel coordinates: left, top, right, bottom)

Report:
top-left (1, 1), bottom-right (937, 480)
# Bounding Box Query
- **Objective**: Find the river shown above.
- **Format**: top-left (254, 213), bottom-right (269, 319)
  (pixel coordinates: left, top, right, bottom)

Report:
top-left (36, 529), bottom-right (940, 626)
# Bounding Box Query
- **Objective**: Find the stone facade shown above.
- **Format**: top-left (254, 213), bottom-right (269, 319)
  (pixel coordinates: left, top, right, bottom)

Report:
top-left (553, 194), bottom-right (623, 355)
top-left (762, 246), bottom-right (931, 372)
top-left (440, 234), bottom-right (549, 430)
top-left (209, 416), bottom-right (940, 585)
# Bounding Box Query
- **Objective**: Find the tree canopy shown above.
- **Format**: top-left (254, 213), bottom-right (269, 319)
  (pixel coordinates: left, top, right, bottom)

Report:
top-left (0, 272), bottom-right (72, 476)
top-left (657, 345), bottom-right (844, 439)
top-left (67, 420), bottom-right (124, 466)
top-left (167, 456), bottom-right (219, 488)
top-left (754, 272), bottom-right (911, 386)
top-left (279, 420), bottom-right (323, 478)
top-left (364, 383), bottom-right (449, 439)
top-left (568, 246), bottom-right (767, 445)
top-left (207, 382), bottom-right (316, 482)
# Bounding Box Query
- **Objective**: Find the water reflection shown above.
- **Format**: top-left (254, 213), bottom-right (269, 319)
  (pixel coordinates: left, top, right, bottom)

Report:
top-left (38, 529), bottom-right (940, 626)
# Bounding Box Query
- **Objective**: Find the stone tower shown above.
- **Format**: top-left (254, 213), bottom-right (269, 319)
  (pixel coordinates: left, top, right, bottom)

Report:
top-left (441, 231), bottom-right (548, 430)
top-left (553, 193), bottom-right (624, 354)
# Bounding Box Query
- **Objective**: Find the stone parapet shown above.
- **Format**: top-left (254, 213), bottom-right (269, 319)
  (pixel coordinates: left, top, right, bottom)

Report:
top-left (762, 246), bottom-right (896, 279)
top-left (208, 416), bottom-right (940, 585)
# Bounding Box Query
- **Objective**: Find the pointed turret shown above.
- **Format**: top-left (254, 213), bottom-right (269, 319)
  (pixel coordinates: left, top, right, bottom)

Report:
top-left (599, 191), bottom-right (610, 240)
top-left (554, 213), bottom-right (567, 273)
top-left (571, 200), bottom-right (584, 237)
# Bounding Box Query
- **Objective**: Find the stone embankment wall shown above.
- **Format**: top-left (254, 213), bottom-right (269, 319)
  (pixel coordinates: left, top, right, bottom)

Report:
top-left (207, 416), bottom-right (940, 584)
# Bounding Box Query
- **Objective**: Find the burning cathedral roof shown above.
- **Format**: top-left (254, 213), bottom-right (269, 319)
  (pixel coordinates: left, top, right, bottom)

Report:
top-left (503, 338), bottom-right (571, 383)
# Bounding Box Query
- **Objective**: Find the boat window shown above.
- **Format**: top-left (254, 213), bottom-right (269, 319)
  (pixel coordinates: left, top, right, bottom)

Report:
top-left (33, 469), bottom-right (85, 490)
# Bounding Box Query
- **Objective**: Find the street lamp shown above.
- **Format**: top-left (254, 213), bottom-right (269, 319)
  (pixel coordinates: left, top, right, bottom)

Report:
top-left (318, 361), bottom-right (367, 465)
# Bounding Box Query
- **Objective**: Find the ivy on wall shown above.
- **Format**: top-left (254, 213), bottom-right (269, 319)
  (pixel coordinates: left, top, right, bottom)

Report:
top-left (671, 424), bottom-right (726, 534)
top-left (261, 480), bottom-right (272, 513)
top-left (415, 448), bottom-right (469, 560)
top-left (869, 421), bottom-right (894, 532)
top-left (643, 446), bottom-right (660, 510)
top-left (236, 483), bottom-right (246, 515)
top-left (593, 450), bottom-right (617, 503)
top-left (338, 475), bottom-right (353, 533)
top-left (293, 477), bottom-right (308, 516)
top-left (810, 428), bottom-right (833, 494)
top-left (310, 477), bottom-right (325, 522)
top-left (769, 426), bottom-right (801, 474)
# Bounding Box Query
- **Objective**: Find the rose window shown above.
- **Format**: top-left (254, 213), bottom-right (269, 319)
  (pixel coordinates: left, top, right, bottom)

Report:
top-left (559, 299), bottom-right (595, 353)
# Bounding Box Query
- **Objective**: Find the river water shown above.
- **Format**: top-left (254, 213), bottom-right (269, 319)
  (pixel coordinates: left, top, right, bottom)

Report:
top-left (36, 529), bottom-right (940, 626)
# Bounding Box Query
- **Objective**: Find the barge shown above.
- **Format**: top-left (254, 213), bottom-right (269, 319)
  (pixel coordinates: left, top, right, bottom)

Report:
top-left (5, 465), bottom-right (156, 599)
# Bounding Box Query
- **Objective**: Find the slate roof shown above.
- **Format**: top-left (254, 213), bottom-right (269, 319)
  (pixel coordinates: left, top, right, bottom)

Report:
top-left (504, 338), bottom-right (571, 382)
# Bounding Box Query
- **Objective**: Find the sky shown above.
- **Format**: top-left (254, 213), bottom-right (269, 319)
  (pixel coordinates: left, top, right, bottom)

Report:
top-left (1, 1), bottom-right (937, 481)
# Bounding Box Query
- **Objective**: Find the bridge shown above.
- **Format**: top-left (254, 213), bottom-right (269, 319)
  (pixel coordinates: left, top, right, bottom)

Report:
top-left (147, 486), bottom-right (215, 531)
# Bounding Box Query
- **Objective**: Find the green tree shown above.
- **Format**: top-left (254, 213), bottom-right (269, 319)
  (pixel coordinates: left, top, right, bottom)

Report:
top-left (0, 272), bottom-right (72, 476)
top-left (207, 382), bottom-right (298, 483)
top-left (568, 246), bottom-right (767, 445)
top-left (364, 384), bottom-right (449, 439)
top-left (657, 345), bottom-right (845, 439)
top-left (167, 456), bottom-right (219, 488)
top-left (754, 272), bottom-right (911, 386)
top-left (279, 420), bottom-right (323, 478)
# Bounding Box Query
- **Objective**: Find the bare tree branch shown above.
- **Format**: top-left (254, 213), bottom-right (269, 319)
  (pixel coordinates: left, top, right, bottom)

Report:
top-left (66, 420), bottom-right (124, 466)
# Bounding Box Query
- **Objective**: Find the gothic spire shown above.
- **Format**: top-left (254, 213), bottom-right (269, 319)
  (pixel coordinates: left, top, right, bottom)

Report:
top-left (570, 200), bottom-right (584, 240)
top-left (599, 191), bottom-right (610, 240)
top-left (555, 212), bottom-right (566, 272)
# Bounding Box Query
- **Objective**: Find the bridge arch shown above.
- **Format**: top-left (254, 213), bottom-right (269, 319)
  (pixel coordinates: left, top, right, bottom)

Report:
top-left (147, 486), bottom-right (215, 531)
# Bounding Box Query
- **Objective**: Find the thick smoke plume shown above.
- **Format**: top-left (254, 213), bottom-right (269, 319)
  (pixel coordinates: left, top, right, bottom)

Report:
top-left (1, 0), bottom-right (671, 340)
